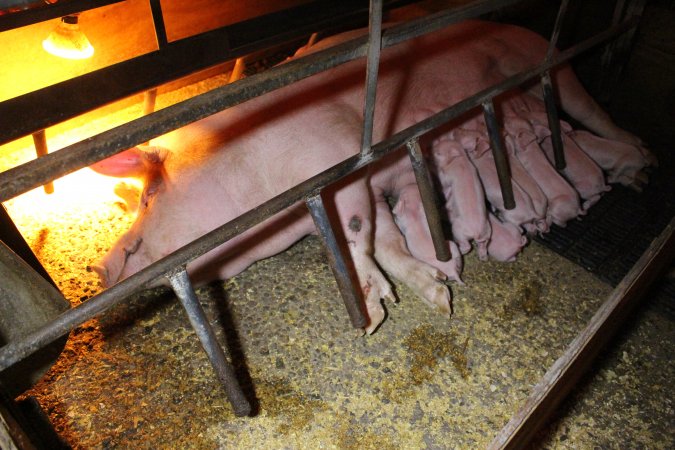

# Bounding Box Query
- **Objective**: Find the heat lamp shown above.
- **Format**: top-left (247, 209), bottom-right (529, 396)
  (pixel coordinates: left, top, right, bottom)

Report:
top-left (42, 14), bottom-right (93, 60)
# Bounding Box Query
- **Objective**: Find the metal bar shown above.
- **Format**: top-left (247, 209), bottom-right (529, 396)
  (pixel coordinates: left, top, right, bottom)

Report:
top-left (0, 16), bottom-right (640, 372)
top-left (306, 194), bottom-right (367, 329)
top-left (148, 0), bottom-right (168, 49)
top-left (0, 0), bottom-right (416, 147)
top-left (140, 90), bottom-right (158, 146)
top-left (545, 0), bottom-right (569, 62)
top-left (0, 205), bottom-right (57, 288)
top-left (360, 0), bottom-right (383, 157)
top-left (406, 139), bottom-right (451, 261)
top-left (228, 58), bottom-right (246, 84)
top-left (166, 268), bottom-right (251, 417)
top-left (31, 130), bottom-right (54, 194)
top-left (599, 0), bottom-right (628, 101)
top-left (482, 99), bottom-right (515, 210)
top-left (2, 0), bottom-right (610, 203)
top-left (539, 0), bottom-right (569, 171)
top-left (0, 0), bottom-right (123, 32)
top-left (540, 71), bottom-right (566, 170)
top-left (599, 0), bottom-right (647, 103)
top-left (603, 0), bottom-right (628, 68)
top-left (0, 0), bottom-right (520, 148)
top-left (489, 216), bottom-right (675, 449)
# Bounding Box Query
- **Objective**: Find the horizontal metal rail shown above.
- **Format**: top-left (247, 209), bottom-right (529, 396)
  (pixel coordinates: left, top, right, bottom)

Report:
top-left (0, 0), bottom-right (523, 202)
top-left (0, 0), bottom-right (123, 32)
top-left (0, 0), bottom-right (415, 146)
top-left (0, 13), bottom-right (641, 372)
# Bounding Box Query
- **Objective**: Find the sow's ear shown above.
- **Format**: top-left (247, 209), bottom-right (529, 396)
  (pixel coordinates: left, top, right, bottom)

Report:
top-left (89, 146), bottom-right (168, 178)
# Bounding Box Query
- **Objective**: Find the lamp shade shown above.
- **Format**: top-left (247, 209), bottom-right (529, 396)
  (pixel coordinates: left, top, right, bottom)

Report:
top-left (42, 15), bottom-right (94, 60)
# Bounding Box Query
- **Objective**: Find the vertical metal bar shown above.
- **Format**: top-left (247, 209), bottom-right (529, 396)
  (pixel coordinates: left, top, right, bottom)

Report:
top-left (228, 58), bottom-right (246, 84)
top-left (141, 89), bottom-right (158, 146)
top-left (406, 138), bottom-right (451, 262)
top-left (545, 0), bottom-right (570, 62)
top-left (482, 100), bottom-right (515, 210)
top-left (599, 0), bottom-right (647, 102)
top-left (540, 0), bottom-right (570, 171)
top-left (31, 130), bottom-right (54, 194)
top-left (598, 0), bottom-right (627, 102)
top-left (149, 0), bottom-right (169, 49)
top-left (306, 32), bottom-right (318, 48)
top-left (166, 268), bottom-right (251, 417)
top-left (360, 0), bottom-right (383, 157)
top-left (306, 194), bottom-right (368, 329)
top-left (540, 72), bottom-right (566, 170)
top-left (143, 89), bottom-right (157, 115)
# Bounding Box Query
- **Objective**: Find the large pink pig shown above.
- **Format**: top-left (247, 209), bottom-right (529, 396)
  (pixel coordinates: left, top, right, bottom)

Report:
top-left (93, 20), bottom-right (647, 333)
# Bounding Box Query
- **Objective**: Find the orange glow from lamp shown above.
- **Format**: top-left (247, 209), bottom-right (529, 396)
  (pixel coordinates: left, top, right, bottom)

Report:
top-left (42, 14), bottom-right (94, 60)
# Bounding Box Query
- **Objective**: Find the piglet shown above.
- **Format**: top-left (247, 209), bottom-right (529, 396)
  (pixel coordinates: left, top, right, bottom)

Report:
top-left (391, 185), bottom-right (464, 288)
top-left (431, 134), bottom-right (491, 259)
top-left (502, 115), bottom-right (584, 227)
top-left (567, 130), bottom-right (651, 190)
top-left (453, 128), bottom-right (544, 233)
top-left (503, 133), bottom-right (549, 231)
top-left (487, 213), bottom-right (528, 262)
top-left (525, 113), bottom-right (611, 209)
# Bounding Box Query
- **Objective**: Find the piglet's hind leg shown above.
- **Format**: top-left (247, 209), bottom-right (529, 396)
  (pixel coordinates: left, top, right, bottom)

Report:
top-left (374, 200), bottom-right (453, 315)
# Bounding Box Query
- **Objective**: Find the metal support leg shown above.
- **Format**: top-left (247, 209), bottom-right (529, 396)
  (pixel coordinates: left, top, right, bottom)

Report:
top-left (406, 138), bottom-right (451, 262)
top-left (141, 89), bottom-right (158, 146)
top-left (306, 194), bottom-right (367, 329)
top-left (31, 130), bottom-right (54, 194)
top-left (167, 268), bottom-right (251, 417)
top-left (540, 72), bottom-right (566, 170)
top-left (228, 58), bottom-right (246, 84)
top-left (482, 100), bottom-right (515, 210)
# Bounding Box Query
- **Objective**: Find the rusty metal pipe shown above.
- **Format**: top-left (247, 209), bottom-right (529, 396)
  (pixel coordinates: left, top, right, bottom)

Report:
top-left (360, 0), bottom-right (383, 157)
top-left (306, 194), bottom-right (367, 330)
top-left (541, 72), bottom-right (566, 170)
top-left (406, 138), bottom-right (451, 262)
top-left (482, 100), bottom-right (515, 210)
top-left (545, 0), bottom-right (569, 62)
top-left (167, 268), bottom-right (251, 417)
top-left (31, 130), bottom-right (54, 194)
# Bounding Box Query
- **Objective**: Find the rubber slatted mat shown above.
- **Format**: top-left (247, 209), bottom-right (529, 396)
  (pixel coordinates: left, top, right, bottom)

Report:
top-left (533, 146), bottom-right (675, 290)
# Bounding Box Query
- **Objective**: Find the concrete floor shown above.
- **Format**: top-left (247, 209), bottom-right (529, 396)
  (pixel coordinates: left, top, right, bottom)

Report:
top-left (11, 230), bottom-right (674, 449)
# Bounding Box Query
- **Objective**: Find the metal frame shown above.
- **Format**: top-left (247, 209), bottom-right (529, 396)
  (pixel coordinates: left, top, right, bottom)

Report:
top-left (0, 0), bottom-right (415, 146)
top-left (0, 0), bottom-right (124, 32)
top-left (0, 0), bottom-right (654, 444)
